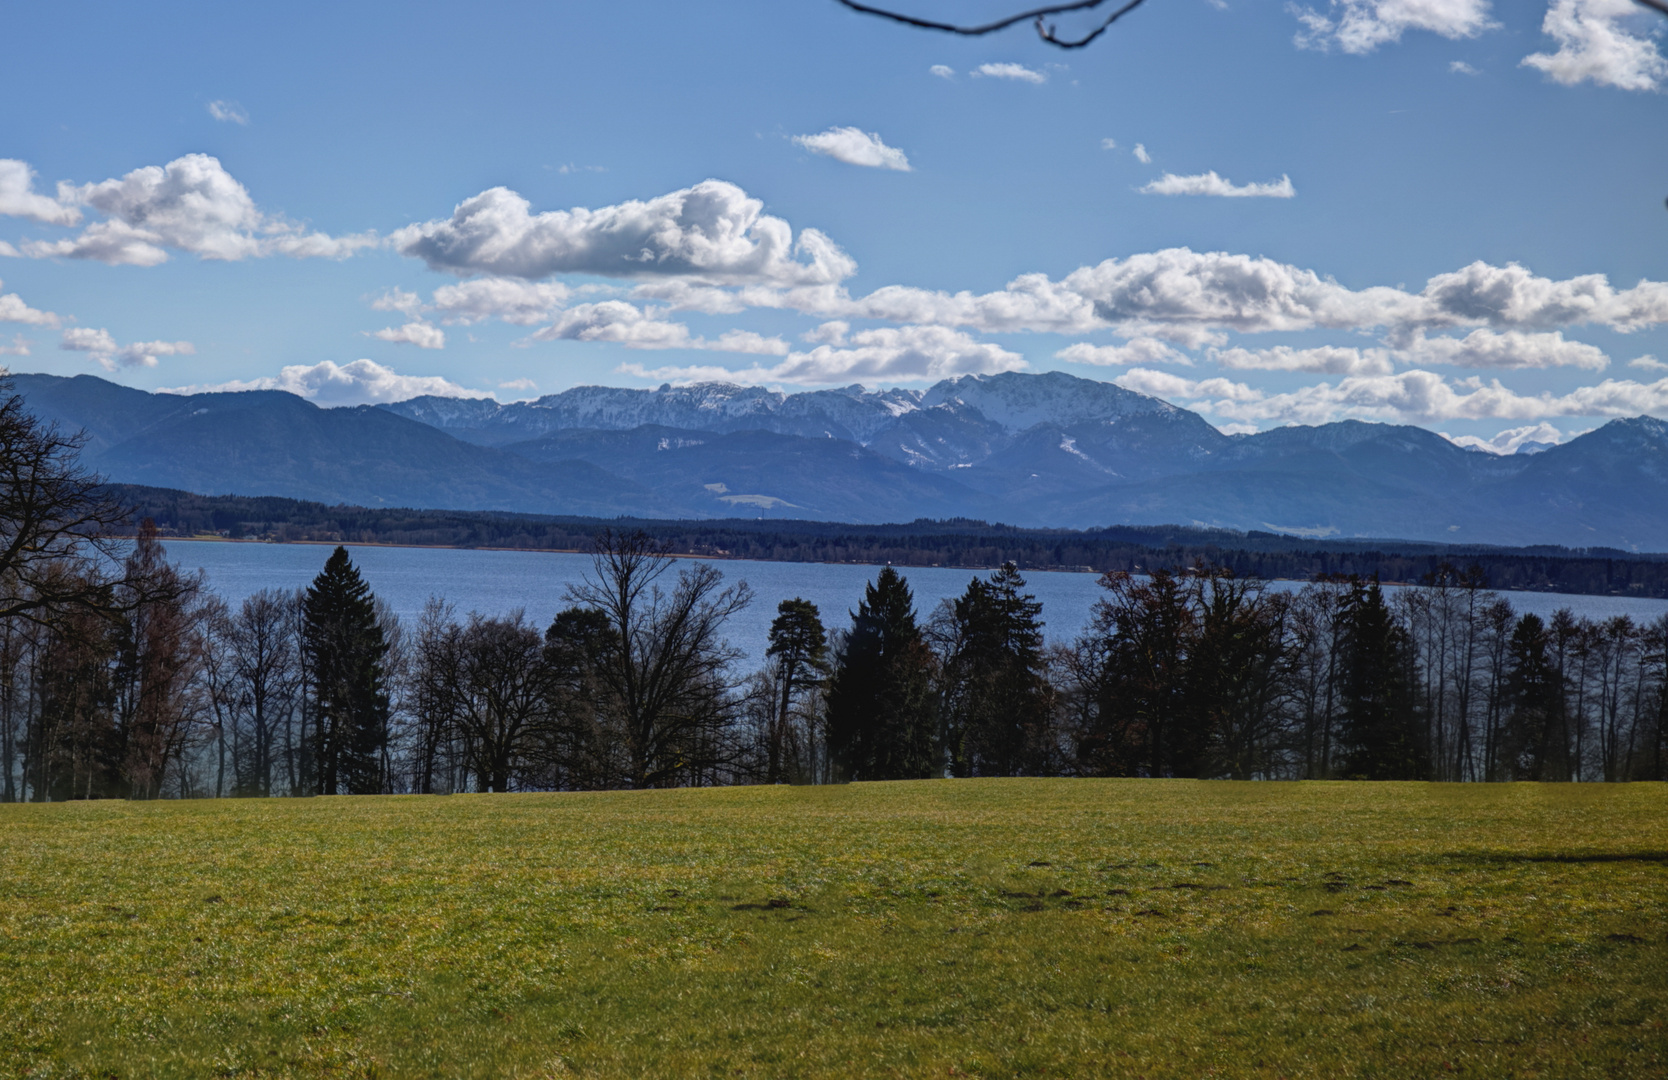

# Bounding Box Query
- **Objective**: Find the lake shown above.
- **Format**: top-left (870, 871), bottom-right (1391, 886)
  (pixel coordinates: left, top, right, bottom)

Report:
top-left (164, 540), bottom-right (1668, 667)
top-left (159, 540), bottom-right (1668, 667)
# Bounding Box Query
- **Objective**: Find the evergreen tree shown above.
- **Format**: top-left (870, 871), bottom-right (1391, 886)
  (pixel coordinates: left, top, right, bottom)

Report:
top-left (1337, 577), bottom-right (1425, 780)
top-left (301, 546), bottom-right (390, 795)
top-left (940, 563), bottom-right (1052, 776)
top-left (826, 567), bottom-right (937, 781)
top-left (1501, 613), bottom-right (1567, 780)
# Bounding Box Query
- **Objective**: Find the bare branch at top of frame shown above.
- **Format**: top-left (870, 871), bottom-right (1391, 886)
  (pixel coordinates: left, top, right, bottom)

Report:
top-left (832, 0), bottom-right (1151, 49)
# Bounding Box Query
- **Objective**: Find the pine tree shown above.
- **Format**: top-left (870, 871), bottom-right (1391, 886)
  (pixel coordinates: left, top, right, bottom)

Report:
top-left (1337, 577), bottom-right (1425, 780)
top-left (301, 547), bottom-right (389, 795)
top-left (826, 567), bottom-right (937, 781)
top-left (765, 598), bottom-right (828, 784)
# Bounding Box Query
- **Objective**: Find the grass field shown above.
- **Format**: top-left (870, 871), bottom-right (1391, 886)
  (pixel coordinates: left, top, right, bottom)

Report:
top-left (1, 781), bottom-right (1664, 1079)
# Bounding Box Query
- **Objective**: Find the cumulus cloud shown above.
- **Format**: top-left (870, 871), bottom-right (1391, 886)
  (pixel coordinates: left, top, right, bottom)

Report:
top-left (1630, 354), bottom-right (1668, 372)
top-left (1211, 344), bottom-right (1394, 375)
top-left (21, 154), bottom-right (376, 266)
top-left (0, 281), bottom-right (60, 327)
top-left (0, 160), bottom-right (80, 226)
top-left (1521, 0), bottom-right (1667, 91)
top-left (60, 327), bottom-right (194, 371)
top-left (1140, 171), bottom-right (1296, 198)
top-left (972, 62), bottom-right (1046, 83)
top-left (792, 127), bottom-right (912, 171)
top-left (392, 179), bottom-right (854, 287)
top-left (1396, 328), bottom-right (1609, 370)
top-left (1133, 143), bottom-right (1152, 164)
top-left (371, 322), bottom-right (446, 349)
top-left (207, 100), bottom-right (249, 124)
top-left (1120, 365), bottom-right (1668, 426)
top-left (428, 278), bottom-right (571, 325)
top-left (498, 377), bottom-right (538, 394)
top-left (1056, 337), bottom-right (1191, 366)
top-left (0, 334), bottom-right (31, 357)
top-left (161, 358), bottom-right (491, 406)
top-left (1292, 0), bottom-right (1497, 54)
top-left (619, 324), bottom-right (1025, 386)
top-left (528, 301), bottom-right (789, 355)
top-left (804, 249), bottom-right (1668, 345)
top-left (1443, 422), bottom-right (1568, 454)
top-left (930, 64), bottom-right (956, 79)
top-left (1450, 60), bottom-right (1480, 74)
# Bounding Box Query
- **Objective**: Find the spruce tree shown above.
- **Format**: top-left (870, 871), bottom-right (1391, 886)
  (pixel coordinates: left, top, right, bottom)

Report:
top-left (301, 546), bottom-right (390, 795)
top-left (826, 567), bottom-right (937, 781)
top-left (941, 563), bottom-right (1051, 776)
top-left (1502, 613), bottom-right (1568, 780)
top-left (1337, 577), bottom-right (1425, 780)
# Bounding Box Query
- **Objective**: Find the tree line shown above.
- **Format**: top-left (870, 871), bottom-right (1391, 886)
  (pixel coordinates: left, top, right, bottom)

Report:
top-left (113, 484), bottom-right (1668, 601)
top-left (6, 528), bottom-right (1665, 801)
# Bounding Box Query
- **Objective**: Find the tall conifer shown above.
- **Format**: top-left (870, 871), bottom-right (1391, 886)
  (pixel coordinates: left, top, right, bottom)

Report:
top-left (301, 546), bottom-right (389, 795)
top-left (826, 567), bottom-right (937, 781)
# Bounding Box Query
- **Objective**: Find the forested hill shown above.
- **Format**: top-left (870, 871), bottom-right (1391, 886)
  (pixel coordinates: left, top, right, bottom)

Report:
top-left (111, 484), bottom-right (1668, 599)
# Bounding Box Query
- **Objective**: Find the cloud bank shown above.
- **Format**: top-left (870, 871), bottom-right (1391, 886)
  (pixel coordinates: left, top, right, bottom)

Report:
top-left (161, 359), bottom-right (491, 406)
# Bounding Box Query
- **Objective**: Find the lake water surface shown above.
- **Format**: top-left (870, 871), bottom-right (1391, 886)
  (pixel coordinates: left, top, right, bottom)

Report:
top-left (165, 540), bottom-right (1668, 667)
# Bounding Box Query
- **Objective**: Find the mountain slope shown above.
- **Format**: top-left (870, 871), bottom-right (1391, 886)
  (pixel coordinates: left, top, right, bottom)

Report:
top-left (13, 371), bottom-right (1668, 547)
top-left (11, 374), bottom-right (665, 516)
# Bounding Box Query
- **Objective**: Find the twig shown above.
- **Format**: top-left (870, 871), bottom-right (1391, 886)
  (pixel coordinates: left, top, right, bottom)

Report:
top-left (832, 0), bottom-right (1151, 49)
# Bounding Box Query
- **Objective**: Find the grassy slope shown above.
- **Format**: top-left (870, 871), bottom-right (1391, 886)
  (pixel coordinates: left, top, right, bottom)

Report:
top-left (1, 780), bottom-right (1664, 1079)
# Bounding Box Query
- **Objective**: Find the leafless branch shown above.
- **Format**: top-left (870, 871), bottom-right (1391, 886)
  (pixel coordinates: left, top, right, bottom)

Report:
top-left (1635, 0), bottom-right (1668, 16)
top-left (833, 0), bottom-right (1151, 49)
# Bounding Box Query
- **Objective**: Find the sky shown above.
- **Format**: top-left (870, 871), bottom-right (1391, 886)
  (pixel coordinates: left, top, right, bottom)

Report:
top-left (3, 0), bottom-right (1668, 451)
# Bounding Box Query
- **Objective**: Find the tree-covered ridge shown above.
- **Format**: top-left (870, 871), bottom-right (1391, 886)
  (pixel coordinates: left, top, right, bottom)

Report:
top-left (108, 483), bottom-right (1668, 599)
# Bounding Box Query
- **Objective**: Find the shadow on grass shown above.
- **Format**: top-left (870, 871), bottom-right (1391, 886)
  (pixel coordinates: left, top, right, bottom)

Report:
top-left (1440, 851), bottom-right (1668, 864)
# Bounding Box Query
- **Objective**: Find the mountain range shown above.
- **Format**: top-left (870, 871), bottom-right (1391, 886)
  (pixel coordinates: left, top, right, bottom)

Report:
top-left (11, 370), bottom-right (1668, 550)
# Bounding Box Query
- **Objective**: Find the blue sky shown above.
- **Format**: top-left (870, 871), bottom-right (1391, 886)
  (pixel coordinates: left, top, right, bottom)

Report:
top-left (3, 0), bottom-right (1667, 450)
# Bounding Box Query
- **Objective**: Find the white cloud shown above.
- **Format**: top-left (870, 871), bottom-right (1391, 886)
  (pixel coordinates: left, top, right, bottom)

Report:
top-left (0, 160), bottom-right (80, 226)
top-left (0, 334), bottom-right (31, 357)
top-left (370, 288), bottom-right (424, 317)
top-left (1056, 337), bottom-right (1191, 366)
top-left (1101, 138), bottom-right (1118, 150)
top-left (498, 377), bottom-right (538, 393)
top-left (392, 179), bottom-right (854, 286)
top-left (161, 358), bottom-right (491, 406)
top-left (430, 278), bottom-right (571, 325)
top-left (1140, 171), bottom-right (1296, 198)
top-left (1133, 143), bottom-right (1152, 164)
top-left (619, 324), bottom-right (1025, 386)
top-left (971, 62), bottom-right (1046, 83)
top-left (529, 300), bottom-right (789, 355)
top-left (930, 64), bottom-right (955, 79)
top-left (1125, 365), bottom-right (1668, 426)
top-left (1396, 328), bottom-right (1609, 370)
top-left (1211, 344), bottom-right (1394, 375)
top-left (207, 100), bottom-right (249, 125)
top-left (1521, 0), bottom-right (1667, 92)
top-left (1443, 422), bottom-right (1568, 454)
top-left (60, 327), bottom-right (194, 371)
top-left (0, 281), bottom-right (60, 327)
top-left (629, 280), bottom-right (747, 314)
top-left (1449, 60), bottom-right (1480, 74)
top-left (792, 127), bottom-right (912, 171)
top-left (21, 154), bottom-right (375, 266)
top-left (1292, 0), bottom-right (1497, 55)
top-left (1630, 354), bottom-right (1668, 372)
top-left (371, 321), bottom-right (446, 349)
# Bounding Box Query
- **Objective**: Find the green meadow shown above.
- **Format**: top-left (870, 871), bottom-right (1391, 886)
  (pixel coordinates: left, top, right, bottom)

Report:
top-left (1, 781), bottom-right (1663, 1079)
